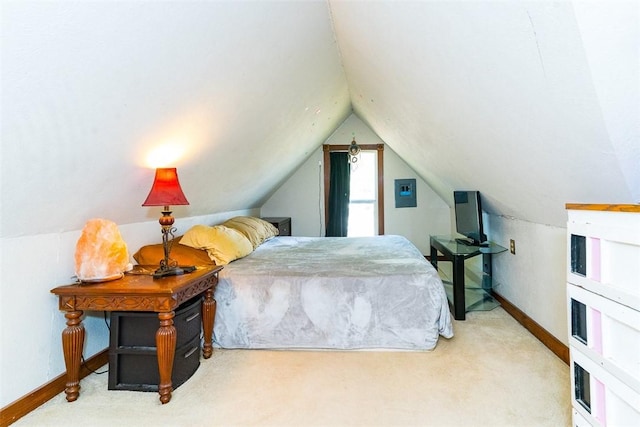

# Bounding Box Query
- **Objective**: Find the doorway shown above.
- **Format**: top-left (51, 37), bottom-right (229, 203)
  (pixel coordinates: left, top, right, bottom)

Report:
top-left (323, 144), bottom-right (384, 236)
top-left (348, 151), bottom-right (377, 236)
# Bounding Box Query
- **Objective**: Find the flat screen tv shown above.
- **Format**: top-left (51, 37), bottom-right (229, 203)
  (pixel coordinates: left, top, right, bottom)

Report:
top-left (454, 190), bottom-right (487, 246)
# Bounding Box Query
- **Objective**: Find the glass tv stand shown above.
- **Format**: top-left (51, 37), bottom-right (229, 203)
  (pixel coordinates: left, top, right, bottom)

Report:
top-left (429, 235), bottom-right (507, 320)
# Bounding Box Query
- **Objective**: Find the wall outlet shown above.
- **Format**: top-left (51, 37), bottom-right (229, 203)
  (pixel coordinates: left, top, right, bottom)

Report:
top-left (510, 239), bottom-right (516, 255)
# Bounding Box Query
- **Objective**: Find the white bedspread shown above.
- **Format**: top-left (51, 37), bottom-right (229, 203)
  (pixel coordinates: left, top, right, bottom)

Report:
top-left (213, 235), bottom-right (453, 350)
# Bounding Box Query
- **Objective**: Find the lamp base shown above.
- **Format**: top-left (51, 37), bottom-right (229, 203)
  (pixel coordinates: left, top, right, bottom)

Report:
top-left (152, 265), bottom-right (196, 279)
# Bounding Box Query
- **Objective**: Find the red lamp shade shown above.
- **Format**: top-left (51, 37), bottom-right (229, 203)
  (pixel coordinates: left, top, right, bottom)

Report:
top-left (142, 168), bottom-right (189, 207)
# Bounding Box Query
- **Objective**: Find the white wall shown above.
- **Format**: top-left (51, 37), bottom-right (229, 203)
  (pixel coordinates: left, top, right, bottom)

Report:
top-left (0, 209), bottom-right (256, 408)
top-left (383, 147), bottom-right (450, 254)
top-left (261, 114), bottom-right (451, 254)
top-left (260, 149), bottom-right (326, 238)
top-left (487, 214), bottom-right (568, 345)
top-left (573, 1), bottom-right (640, 203)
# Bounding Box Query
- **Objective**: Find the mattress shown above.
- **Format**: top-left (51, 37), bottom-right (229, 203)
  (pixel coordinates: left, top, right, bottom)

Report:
top-left (213, 235), bottom-right (453, 350)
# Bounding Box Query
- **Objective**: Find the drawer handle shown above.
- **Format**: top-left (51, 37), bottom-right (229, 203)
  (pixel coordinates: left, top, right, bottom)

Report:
top-left (184, 346), bottom-right (199, 359)
top-left (185, 312), bottom-right (200, 322)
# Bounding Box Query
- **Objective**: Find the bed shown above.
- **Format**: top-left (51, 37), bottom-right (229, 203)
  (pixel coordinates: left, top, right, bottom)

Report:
top-left (212, 235), bottom-right (453, 350)
top-left (133, 217), bottom-right (453, 350)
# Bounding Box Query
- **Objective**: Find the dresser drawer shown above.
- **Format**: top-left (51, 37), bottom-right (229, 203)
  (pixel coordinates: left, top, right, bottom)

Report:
top-left (568, 284), bottom-right (640, 389)
top-left (570, 348), bottom-right (640, 426)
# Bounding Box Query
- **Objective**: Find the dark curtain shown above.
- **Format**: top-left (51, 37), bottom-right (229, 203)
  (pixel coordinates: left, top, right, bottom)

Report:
top-left (326, 152), bottom-right (351, 237)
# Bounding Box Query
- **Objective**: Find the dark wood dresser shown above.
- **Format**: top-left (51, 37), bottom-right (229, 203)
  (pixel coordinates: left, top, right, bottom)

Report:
top-left (261, 217), bottom-right (291, 236)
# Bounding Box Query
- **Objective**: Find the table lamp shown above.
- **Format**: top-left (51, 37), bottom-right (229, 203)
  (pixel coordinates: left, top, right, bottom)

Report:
top-left (142, 167), bottom-right (195, 278)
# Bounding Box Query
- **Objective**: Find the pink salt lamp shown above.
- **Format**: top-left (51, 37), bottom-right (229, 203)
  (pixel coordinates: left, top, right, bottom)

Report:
top-left (75, 218), bottom-right (130, 282)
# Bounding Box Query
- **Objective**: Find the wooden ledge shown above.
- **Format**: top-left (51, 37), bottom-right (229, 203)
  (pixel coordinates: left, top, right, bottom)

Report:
top-left (565, 203), bottom-right (640, 212)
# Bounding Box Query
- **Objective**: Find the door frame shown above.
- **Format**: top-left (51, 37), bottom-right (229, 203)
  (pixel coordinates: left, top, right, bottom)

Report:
top-left (322, 144), bottom-right (384, 235)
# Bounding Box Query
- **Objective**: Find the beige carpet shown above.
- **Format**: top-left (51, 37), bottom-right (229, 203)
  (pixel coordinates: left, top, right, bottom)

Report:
top-left (15, 307), bottom-right (571, 426)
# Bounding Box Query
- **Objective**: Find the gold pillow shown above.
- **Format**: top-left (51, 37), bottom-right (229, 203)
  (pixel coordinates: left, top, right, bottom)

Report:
top-left (133, 236), bottom-right (215, 266)
top-left (222, 216), bottom-right (279, 249)
top-left (180, 224), bottom-right (253, 265)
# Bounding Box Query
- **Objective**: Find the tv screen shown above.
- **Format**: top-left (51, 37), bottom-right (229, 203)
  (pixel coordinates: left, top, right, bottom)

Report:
top-left (454, 190), bottom-right (487, 246)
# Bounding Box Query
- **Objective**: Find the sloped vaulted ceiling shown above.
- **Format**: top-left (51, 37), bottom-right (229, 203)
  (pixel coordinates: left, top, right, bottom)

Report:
top-left (330, 0), bottom-right (639, 227)
top-left (2, 1), bottom-right (350, 237)
top-left (2, 1), bottom-right (638, 237)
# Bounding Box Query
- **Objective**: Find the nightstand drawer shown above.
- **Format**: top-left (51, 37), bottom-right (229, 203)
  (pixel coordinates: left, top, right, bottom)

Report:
top-left (110, 296), bottom-right (202, 348)
top-left (108, 334), bottom-right (201, 392)
top-left (261, 217), bottom-right (291, 236)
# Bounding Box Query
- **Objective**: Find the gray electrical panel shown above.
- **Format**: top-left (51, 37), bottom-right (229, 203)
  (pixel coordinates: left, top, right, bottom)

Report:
top-left (395, 179), bottom-right (416, 208)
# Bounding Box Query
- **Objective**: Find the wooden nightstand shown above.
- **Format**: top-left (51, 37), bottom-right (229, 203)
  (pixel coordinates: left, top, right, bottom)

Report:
top-left (261, 217), bottom-right (291, 236)
top-left (50, 265), bottom-right (223, 404)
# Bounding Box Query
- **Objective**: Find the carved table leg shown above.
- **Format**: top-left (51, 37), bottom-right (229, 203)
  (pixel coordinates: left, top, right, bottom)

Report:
top-left (62, 310), bottom-right (84, 402)
top-left (202, 287), bottom-right (217, 359)
top-left (156, 311), bottom-right (176, 404)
